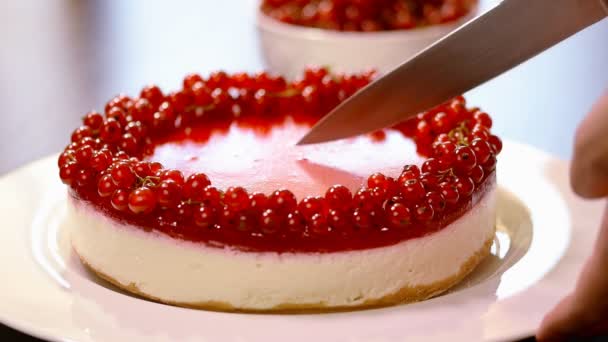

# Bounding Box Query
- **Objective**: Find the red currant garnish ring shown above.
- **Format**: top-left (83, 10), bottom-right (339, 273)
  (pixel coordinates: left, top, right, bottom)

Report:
top-left (59, 67), bottom-right (502, 253)
top-left (257, 0), bottom-right (479, 78)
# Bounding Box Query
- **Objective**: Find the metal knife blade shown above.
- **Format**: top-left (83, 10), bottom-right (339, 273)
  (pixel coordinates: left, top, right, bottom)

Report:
top-left (297, 0), bottom-right (608, 145)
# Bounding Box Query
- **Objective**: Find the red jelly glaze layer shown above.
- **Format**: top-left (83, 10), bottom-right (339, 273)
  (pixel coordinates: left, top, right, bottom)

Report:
top-left (60, 69), bottom-right (501, 253)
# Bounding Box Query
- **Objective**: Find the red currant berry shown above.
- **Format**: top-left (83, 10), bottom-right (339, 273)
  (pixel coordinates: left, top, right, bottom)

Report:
top-left (153, 102), bottom-right (176, 128)
top-left (148, 162), bottom-right (162, 175)
top-left (434, 133), bottom-right (451, 144)
top-left (132, 161), bottom-right (152, 177)
top-left (83, 111), bottom-right (104, 131)
top-left (184, 173), bottom-right (211, 201)
top-left (201, 186), bottom-right (222, 208)
top-left (328, 209), bottom-right (350, 231)
top-left (309, 213), bottom-right (330, 236)
top-left (125, 121), bottom-right (147, 140)
top-left (114, 151), bottom-right (129, 160)
top-left (111, 162), bottom-right (135, 188)
top-left (367, 173), bottom-right (389, 190)
top-left (286, 210), bottom-right (306, 234)
top-left (268, 189), bottom-right (297, 213)
top-left (193, 204), bottom-right (216, 229)
top-left (298, 196), bottom-right (326, 219)
top-left (77, 137), bottom-right (97, 148)
top-left (100, 118), bottom-right (122, 143)
top-left (58, 150), bottom-right (75, 168)
top-left (131, 98), bottom-right (153, 123)
top-left (119, 133), bottom-right (139, 155)
top-left (433, 141), bottom-right (456, 169)
top-left (105, 94), bottom-right (130, 112)
top-left (454, 177), bottom-right (475, 198)
top-left (431, 112), bottom-right (452, 133)
top-left (352, 208), bottom-right (374, 231)
top-left (488, 135), bottom-right (503, 154)
top-left (354, 188), bottom-right (382, 210)
top-left (399, 164), bottom-right (420, 183)
top-left (385, 176), bottom-right (399, 197)
top-left (192, 82), bottom-right (212, 106)
top-left (71, 126), bottom-right (93, 143)
top-left (140, 85), bottom-right (164, 106)
top-left (421, 157), bottom-right (447, 174)
top-left (471, 124), bottom-right (490, 140)
top-left (261, 209), bottom-right (282, 235)
top-left (208, 71), bottom-right (231, 89)
top-left (211, 88), bottom-right (229, 107)
top-left (249, 192), bottom-right (269, 213)
top-left (90, 150), bottom-right (112, 171)
top-left (439, 182), bottom-right (459, 205)
top-left (158, 169), bottom-right (185, 186)
top-left (111, 189), bottom-right (130, 211)
top-left (420, 172), bottom-right (441, 190)
top-left (236, 212), bottom-right (256, 233)
top-left (400, 178), bottom-right (425, 202)
top-left (471, 138), bottom-right (492, 164)
top-left (384, 195), bottom-right (406, 209)
top-left (449, 101), bottom-right (466, 118)
top-left (176, 202), bottom-right (194, 223)
top-left (59, 162), bottom-right (78, 185)
top-left (224, 186), bottom-right (250, 211)
top-left (482, 155), bottom-right (497, 172)
top-left (106, 106), bottom-right (127, 125)
top-left (425, 191), bottom-right (446, 213)
top-left (415, 204), bottom-right (435, 222)
top-left (219, 206), bottom-right (238, 230)
top-left (387, 203), bottom-right (412, 229)
top-left (454, 146), bottom-right (477, 174)
top-left (325, 185), bottom-right (352, 210)
top-left (157, 180), bottom-right (182, 208)
top-left (97, 174), bottom-right (116, 197)
top-left (157, 209), bottom-right (177, 229)
top-left (416, 120), bottom-right (432, 141)
top-left (469, 165), bottom-right (485, 184)
top-left (128, 187), bottom-right (157, 214)
top-left (183, 73), bottom-right (204, 90)
top-left (74, 145), bottom-right (94, 166)
top-left (370, 186), bottom-right (389, 205)
top-left (473, 111), bottom-right (493, 128)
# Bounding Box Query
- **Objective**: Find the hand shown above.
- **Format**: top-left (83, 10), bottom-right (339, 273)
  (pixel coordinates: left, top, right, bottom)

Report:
top-left (537, 89), bottom-right (608, 341)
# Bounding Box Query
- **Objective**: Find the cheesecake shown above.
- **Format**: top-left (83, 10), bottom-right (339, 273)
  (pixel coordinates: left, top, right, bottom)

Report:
top-left (58, 68), bottom-right (501, 311)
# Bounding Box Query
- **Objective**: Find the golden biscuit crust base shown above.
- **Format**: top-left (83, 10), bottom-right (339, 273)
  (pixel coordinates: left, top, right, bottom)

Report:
top-left (75, 234), bottom-right (493, 313)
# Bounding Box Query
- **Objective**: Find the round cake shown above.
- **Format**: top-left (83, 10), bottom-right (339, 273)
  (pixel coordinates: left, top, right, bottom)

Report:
top-left (58, 68), bottom-right (502, 312)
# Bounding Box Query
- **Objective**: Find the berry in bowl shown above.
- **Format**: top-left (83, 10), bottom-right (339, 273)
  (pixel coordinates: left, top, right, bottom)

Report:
top-left (257, 0), bottom-right (478, 78)
top-left (59, 67), bottom-right (502, 312)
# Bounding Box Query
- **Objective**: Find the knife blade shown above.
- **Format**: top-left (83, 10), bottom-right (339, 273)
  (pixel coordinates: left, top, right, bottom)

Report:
top-left (297, 0), bottom-right (608, 145)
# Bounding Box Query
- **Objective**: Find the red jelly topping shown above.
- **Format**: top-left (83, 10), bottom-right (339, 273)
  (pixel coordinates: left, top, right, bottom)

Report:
top-left (261, 0), bottom-right (477, 31)
top-left (59, 68), bottom-right (501, 253)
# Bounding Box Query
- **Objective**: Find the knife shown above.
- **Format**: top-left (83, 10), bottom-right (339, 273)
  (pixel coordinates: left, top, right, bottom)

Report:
top-left (297, 0), bottom-right (608, 145)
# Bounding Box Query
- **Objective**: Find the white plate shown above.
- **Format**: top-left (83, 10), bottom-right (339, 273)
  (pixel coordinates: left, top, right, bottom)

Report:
top-left (0, 141), bottom-right (603, 342)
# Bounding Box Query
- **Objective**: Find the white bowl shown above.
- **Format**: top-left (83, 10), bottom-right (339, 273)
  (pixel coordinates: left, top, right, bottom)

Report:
top-left (257, 6), bottom-right (478, 78)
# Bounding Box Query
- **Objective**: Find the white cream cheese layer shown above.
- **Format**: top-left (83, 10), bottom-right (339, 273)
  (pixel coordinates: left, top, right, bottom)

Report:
top-left (68, 185), bottom-right (495, 309)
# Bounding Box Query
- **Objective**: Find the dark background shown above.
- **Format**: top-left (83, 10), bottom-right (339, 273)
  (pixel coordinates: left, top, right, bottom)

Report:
top-left (1, 0), bottom-right (607, 341)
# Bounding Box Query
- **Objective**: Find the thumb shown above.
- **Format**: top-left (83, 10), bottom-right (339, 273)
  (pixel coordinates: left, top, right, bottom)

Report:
top-left (537, 294), bottom-right (586, 341)
top-left (571, 89), bottom-right (608, 198)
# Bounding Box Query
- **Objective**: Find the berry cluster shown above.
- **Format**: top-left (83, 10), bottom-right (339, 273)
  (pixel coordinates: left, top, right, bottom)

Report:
top-left (261, 0), bottom-right (476, 31)
top-left (58, 68), bottom-right (501, 251)
top-left (385, 96), bottom-right (501, 228)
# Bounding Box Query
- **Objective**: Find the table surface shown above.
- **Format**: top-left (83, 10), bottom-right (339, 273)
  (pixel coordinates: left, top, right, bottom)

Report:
top-left (1, 0), bottom-right (607, 341)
